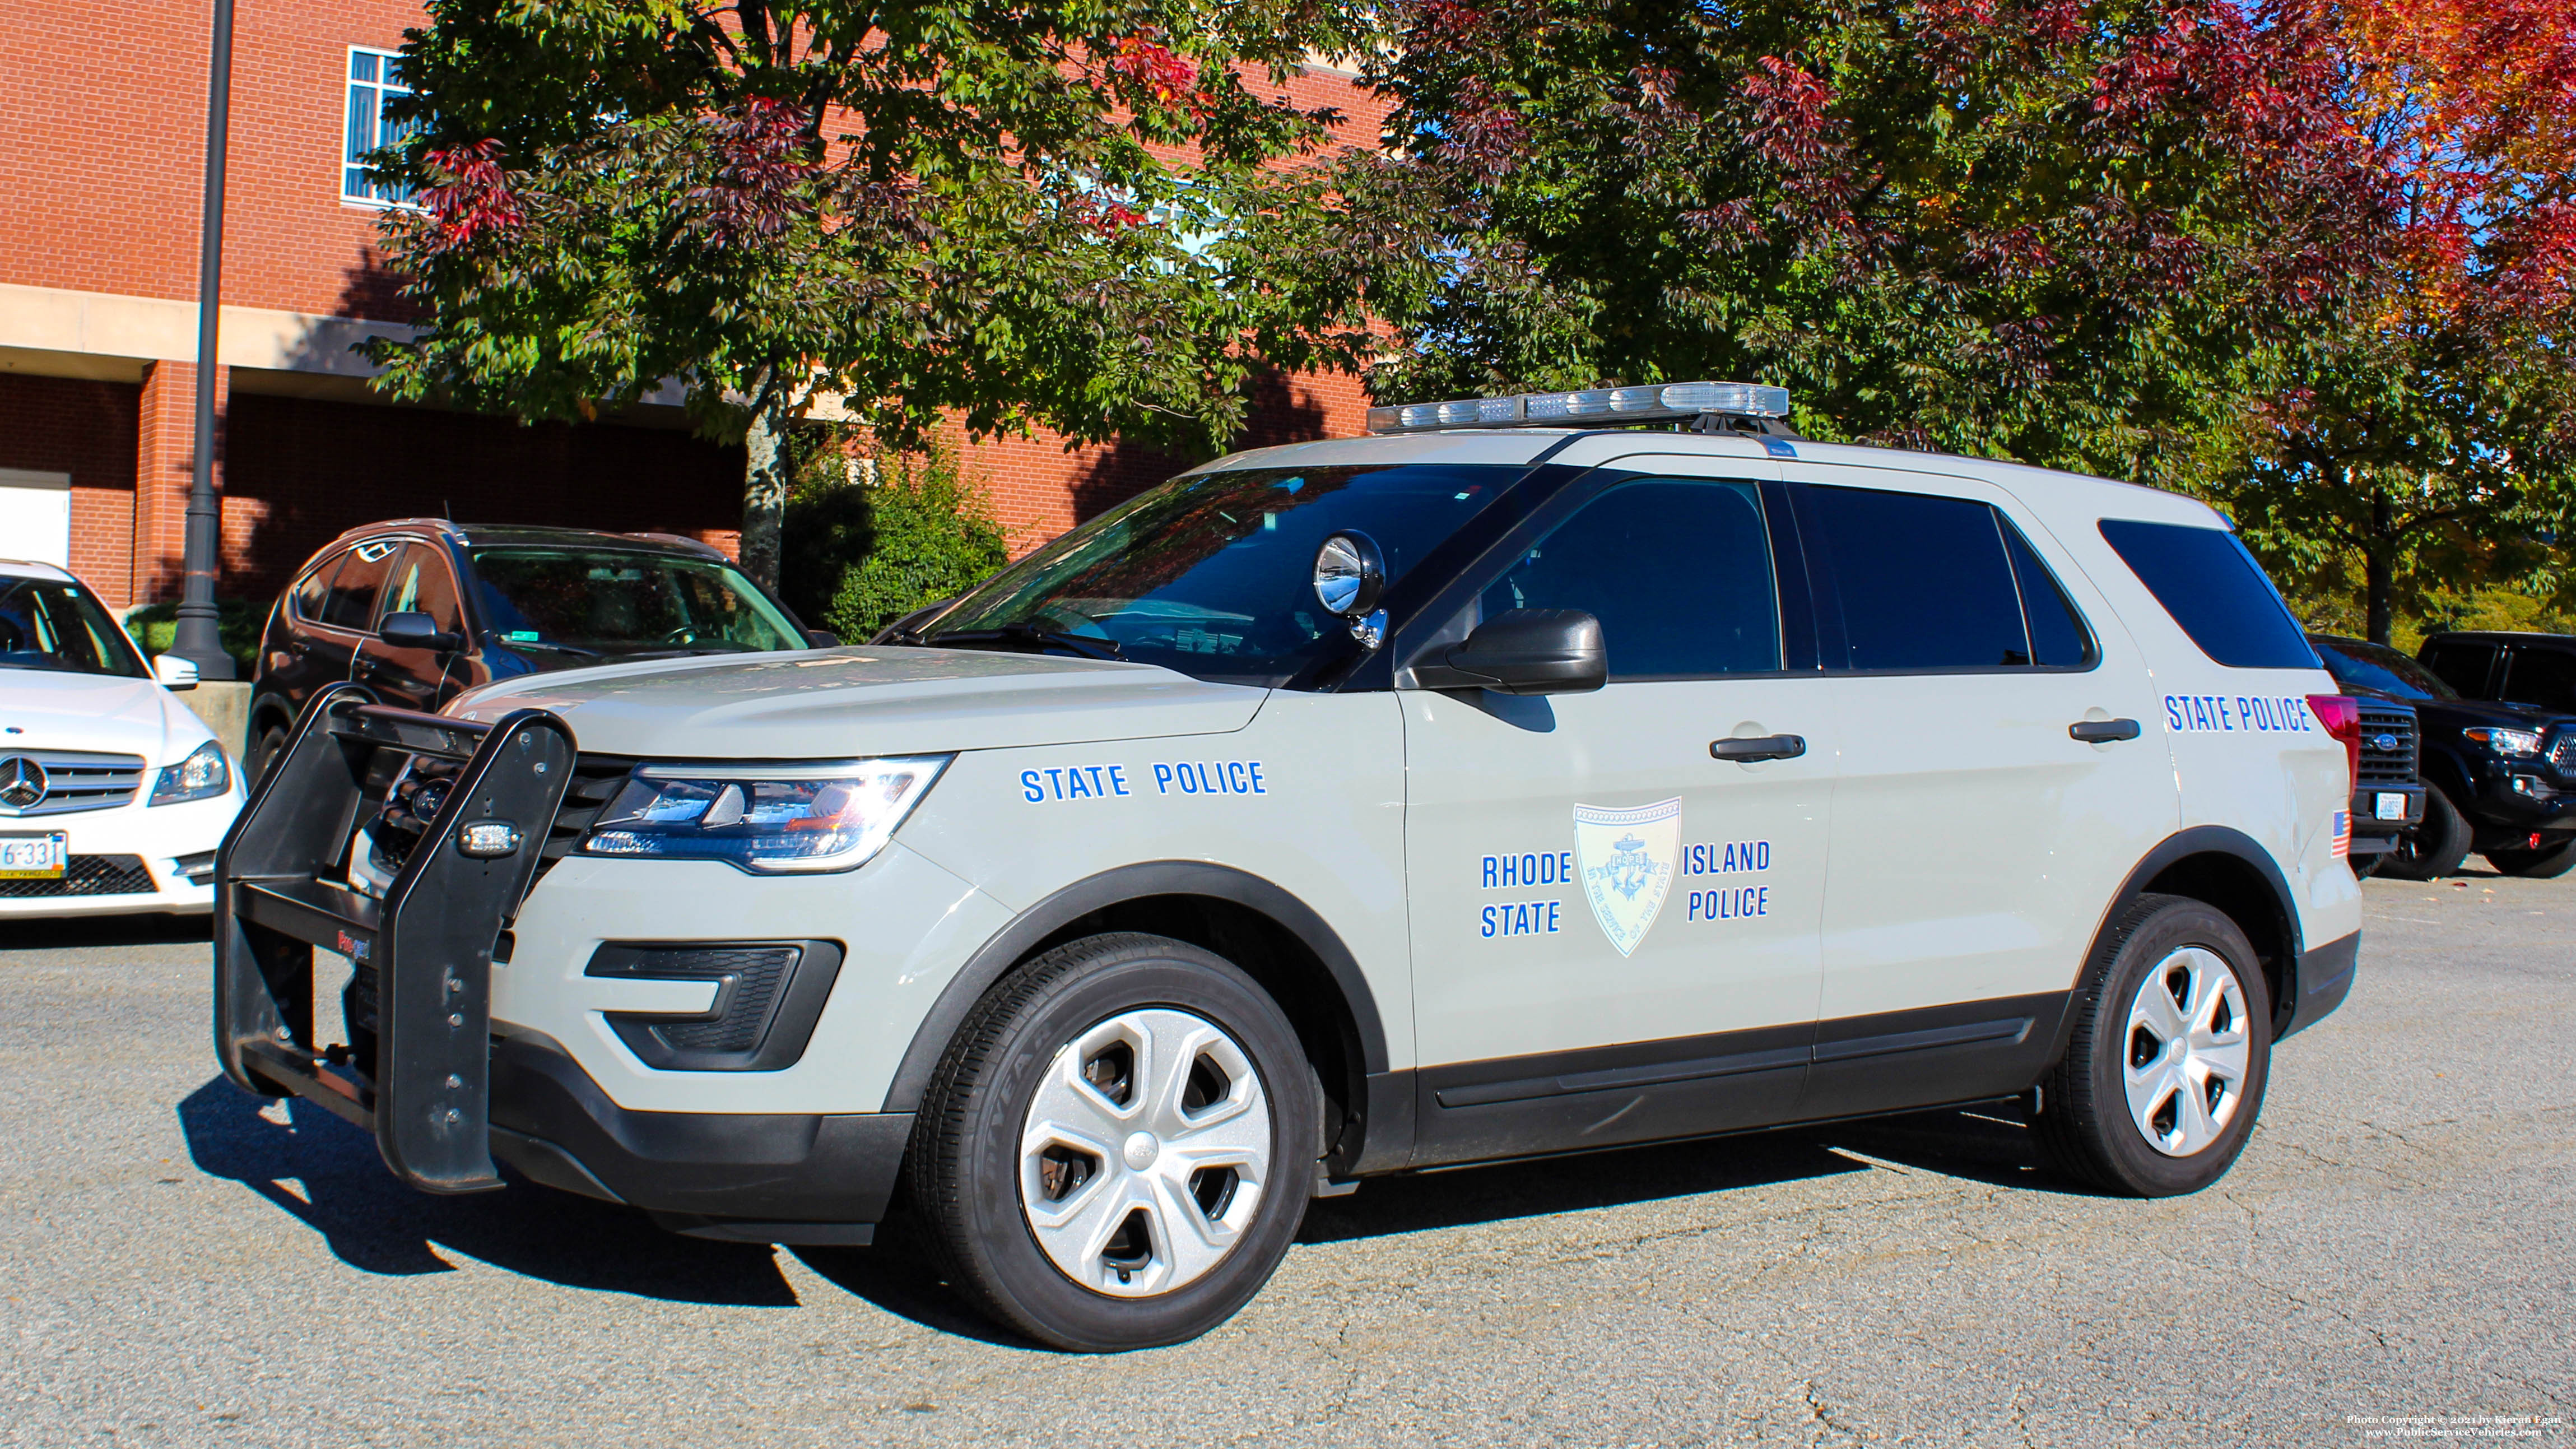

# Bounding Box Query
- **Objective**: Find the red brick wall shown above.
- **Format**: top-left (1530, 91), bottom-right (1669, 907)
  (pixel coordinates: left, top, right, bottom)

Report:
top-left (216, 394), bottom-right (747, 603)
top-left (0, 375), bottom-right (142, 604)
top-left (0, 0), bottom-right (420, 317)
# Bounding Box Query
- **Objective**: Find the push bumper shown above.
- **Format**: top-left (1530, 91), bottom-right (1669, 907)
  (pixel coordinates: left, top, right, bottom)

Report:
top-left (487, 1029), bottom-right (910, 1243)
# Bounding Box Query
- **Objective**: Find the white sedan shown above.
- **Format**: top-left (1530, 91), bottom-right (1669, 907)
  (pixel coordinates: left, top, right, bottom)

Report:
top-left (0, 560), bottom-right (244, 917)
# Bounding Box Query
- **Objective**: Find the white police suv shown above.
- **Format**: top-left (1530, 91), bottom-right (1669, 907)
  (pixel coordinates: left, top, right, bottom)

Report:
top-left (216, 383), bottom-right (2363, 1351)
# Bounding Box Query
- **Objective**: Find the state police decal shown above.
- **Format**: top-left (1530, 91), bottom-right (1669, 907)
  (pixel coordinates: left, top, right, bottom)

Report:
top-left (1573, 798), bottom-right (1681, 957)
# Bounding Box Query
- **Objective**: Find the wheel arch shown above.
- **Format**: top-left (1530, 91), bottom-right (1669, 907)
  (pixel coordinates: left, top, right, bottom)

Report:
top-left (883, 861), bottom-right (1396, 1173)
top-left (2069, 827), bottom-right (2306, 1048)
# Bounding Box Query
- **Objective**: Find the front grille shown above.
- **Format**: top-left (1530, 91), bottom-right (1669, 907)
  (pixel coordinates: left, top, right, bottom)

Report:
top-left (535, 754), bottom-right (636, 879)
top-left (0, 854), bottom-right (155, 898)
top-left (2552, 733), bottom-right (2576, 774)
top-left (2356, 707), bottom-right (2419, 786)
top-left (0, 751), bottom-right (147, 818)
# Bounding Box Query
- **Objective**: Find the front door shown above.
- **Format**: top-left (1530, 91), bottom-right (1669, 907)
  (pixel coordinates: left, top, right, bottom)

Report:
top-left (1401, 462), bottom-right (1833, 1163)
top-left (1782, 463), bottom-right (2178, 1114)
top-left (355, 544), bottom-right (466, 712)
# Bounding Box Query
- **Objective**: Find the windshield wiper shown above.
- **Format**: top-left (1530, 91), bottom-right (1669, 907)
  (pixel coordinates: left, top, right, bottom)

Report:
top-left (924, 623), bottom-right (1126, 662)
top-left (498, 637), bottom-right (601, 659)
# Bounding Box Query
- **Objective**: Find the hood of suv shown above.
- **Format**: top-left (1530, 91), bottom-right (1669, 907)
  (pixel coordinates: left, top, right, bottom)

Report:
top-left (448, 647), bottom-right (1267, 758)
top-left (0, 667), bottom-right (207, 763)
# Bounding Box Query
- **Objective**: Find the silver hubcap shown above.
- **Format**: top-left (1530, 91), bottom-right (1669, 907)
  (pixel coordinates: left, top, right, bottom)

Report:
top-left (1019, 1008), bottom-right (1272, 1297)
top-left (2122, 946), bottom-right (2252, 1157)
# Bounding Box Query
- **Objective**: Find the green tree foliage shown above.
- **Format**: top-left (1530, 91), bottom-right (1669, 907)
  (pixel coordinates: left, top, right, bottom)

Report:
top-left (363, 0), bottom-right (1377, 587)
top-left (1264, 0), bottom-right (2375, 492)
top-left (2201, 0), bottom-right (2576, 641)
top-left (815, 447), bottom-right (1011, 640)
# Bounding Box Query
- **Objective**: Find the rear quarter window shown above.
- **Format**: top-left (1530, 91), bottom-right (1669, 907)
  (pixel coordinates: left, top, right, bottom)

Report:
top-left (2097, 519), bottom-right (2319, 670)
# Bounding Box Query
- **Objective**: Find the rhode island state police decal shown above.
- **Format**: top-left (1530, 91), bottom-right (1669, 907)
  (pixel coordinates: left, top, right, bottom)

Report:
top-left (1573, 798), bottom-right (1681, 956)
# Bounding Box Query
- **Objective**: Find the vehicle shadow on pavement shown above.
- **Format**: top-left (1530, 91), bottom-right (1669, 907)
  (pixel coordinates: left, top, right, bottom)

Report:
top-left (175, 1076), bottom-right (802, 1307)
top-left (1817, 1104), bottom-right (2096, 1195)
top-left (0, 913), bottom-right (212, 950)
top-left (793, 1222), bottom-right (1043, 1350)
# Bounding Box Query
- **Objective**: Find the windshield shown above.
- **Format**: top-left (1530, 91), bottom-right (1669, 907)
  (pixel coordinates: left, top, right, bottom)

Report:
top-left (466, 548), bottom-right (804, 657)
top-left (2312, 637), bottom-right (2457, 702)
top-left (930, 464), bottom-right (1525, 686)
top-left (0, 574), bottom-right (148, 679)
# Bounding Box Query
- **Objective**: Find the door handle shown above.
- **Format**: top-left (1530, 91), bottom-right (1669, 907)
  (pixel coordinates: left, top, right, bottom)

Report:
top-left (2069, 718), bottom-right (2142, 743)
top-left (1710, 734), bottom-right (1807, 762)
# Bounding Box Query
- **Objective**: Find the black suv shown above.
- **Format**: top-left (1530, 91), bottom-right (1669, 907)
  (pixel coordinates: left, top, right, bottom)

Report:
top-left (2310, 633), bottom-right (2576, 879)
top-left (2300, 635), bottom-right (2428, 874)
top-left (248, 521), bottom-right (831, 779)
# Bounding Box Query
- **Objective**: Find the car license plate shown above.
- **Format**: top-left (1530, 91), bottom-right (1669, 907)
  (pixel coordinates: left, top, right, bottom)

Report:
top-left (2374, 792), bottom-right (2408, 821)
top-left (0, 832), bottom-right (68, 879)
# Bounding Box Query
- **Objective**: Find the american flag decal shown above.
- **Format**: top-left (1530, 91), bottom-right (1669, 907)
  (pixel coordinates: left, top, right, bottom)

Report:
top-left (2332, 810), bottom-right (2351, 859)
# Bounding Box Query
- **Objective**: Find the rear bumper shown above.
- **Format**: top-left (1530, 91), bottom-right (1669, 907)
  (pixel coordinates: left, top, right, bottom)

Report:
top-left (487, 1029), bottom-right (911, 1244)
top-left (2281, 930), bottom-right (2359, 1039)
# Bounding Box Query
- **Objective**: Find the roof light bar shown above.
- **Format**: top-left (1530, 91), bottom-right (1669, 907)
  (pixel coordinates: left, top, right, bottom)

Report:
top-left (1366, 381), bottom-right (1792, 435)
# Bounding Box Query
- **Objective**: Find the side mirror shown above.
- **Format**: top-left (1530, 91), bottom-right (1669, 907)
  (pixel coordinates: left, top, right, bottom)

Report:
top-left (804, 629), bottom-right (841, 648)
top-left (379, 611), bottom-right (463, 652)
top-left (151, 654), bottom-right (199, 691)
top-left (1411, 609), bottom-right (1607, 695)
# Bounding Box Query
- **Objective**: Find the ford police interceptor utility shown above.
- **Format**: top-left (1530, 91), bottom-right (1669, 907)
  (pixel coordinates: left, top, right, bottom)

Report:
top-left (215, 382), bottom-right (2363, 1351)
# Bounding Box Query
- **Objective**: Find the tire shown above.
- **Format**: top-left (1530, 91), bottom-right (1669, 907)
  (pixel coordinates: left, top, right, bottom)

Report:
top-left (2485, 837), bottom-right (2576, 879)
top-left (2035, 894), bottom-right (2273, 1197)
top-left (249, 722), bottom-right (290, 789)
top-left (907, 932), bottom-right (1319, 1352)
top-left (2376, 783), bottom-right (2472, 880)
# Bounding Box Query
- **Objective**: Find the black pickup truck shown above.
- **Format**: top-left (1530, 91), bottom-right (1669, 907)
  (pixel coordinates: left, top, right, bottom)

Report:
top-left (2312, 633), bottom-right (2576, 879)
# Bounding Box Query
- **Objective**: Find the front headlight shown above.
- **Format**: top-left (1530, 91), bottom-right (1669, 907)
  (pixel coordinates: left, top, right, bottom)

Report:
top-left (2465, 726), bottom-right (2542, 758)
top-left (149, 740), bottom-right (231, 806)
top-left (579, 756), bottom-right (950, 874)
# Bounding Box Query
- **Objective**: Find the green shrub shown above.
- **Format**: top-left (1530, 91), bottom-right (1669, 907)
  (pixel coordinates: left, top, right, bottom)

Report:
top-left (798, 445), bottom-right (1011, 642)
top-left (122, 600), bottom-right (265, 675)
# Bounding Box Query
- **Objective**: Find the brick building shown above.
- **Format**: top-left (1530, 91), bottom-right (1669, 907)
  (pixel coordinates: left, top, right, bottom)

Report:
top-left (0, 2), bottom-right (1379, 610)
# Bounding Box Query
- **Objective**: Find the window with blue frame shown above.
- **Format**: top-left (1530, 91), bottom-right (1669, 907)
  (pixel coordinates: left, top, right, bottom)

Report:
top-left (342, 48), bottom-right (415, 206)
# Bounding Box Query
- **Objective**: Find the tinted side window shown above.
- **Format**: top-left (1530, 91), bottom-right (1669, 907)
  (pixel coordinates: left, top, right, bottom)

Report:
top-left (1811, 485), bottom-right (2029, 670)
top-left (2097, 519), bottom-right (2318, 670)
top-left (2504, 647), bottom-right (2576, 712)
top-left (318, 540), bottom-right (397, 632)
top-left (289, 553), bottom-right (345, 621)
top-left (1479, 478), bottom-right (1780, 677)
top-left (2419, 639), bottom-right (2498, 698)
top-left (382, 545), bottom-right (463, 635)
top-left (2001, 520), bottom-right (2097, 667)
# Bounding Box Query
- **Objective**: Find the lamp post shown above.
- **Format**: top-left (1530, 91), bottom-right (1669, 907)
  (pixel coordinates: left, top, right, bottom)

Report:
top-left (169, 0), bottom-right (237, 679)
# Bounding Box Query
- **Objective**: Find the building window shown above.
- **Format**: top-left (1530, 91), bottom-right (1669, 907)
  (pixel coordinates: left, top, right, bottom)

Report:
top-left (342, 47), bottom-right (415, 206)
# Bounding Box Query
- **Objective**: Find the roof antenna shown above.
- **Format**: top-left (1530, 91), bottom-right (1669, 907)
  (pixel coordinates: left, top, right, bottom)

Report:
top-left (443, 499), bottom-right (453, 521)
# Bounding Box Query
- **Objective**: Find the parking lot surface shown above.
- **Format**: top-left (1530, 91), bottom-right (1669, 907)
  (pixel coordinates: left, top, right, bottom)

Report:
top-left (2, 874), bottom-right (2568, 1448)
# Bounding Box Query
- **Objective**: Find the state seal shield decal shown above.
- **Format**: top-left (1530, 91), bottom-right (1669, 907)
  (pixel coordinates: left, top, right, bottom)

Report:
top-left (1573, 798), bottom-right (1681, 956)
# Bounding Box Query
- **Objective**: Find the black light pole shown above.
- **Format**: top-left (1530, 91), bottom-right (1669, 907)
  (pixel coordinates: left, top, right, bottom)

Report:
top-left (170, 0), bottom-right (236, 678)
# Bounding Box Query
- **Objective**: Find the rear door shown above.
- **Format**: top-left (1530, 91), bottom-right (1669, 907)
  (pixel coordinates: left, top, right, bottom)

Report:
top-left (1782, 463), bottom-right (2177, 1113)
top-left (1400, 457), bottom-right (1834, 1160)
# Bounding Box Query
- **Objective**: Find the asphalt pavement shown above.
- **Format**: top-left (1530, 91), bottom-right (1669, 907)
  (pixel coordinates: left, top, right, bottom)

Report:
top-left (2, 872), bottom-right (2568, 1447)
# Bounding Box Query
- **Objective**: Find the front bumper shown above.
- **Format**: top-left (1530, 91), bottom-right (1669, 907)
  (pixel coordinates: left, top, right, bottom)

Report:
top-left (2347, 783), bottom-right (2425, 854)
top-left (0, 790), bottom-right (239, 917)
top-left (487, 1029), bottom-right (910, 1243)
top-left (2471, 770), bottom-right (2576, 833)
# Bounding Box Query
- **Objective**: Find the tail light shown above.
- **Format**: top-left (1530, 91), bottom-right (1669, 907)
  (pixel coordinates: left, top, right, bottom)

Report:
top-left (2308, 694), bottom-right (2360, 792)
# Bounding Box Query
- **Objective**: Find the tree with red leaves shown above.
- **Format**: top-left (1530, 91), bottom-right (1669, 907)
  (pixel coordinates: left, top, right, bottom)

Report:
top-left (365, 0), bottom-right (1374, 586)
top-left (2215, 0), bottom-right (2576, 641)
top-left (1263, 0), bottom-right (2384, 490)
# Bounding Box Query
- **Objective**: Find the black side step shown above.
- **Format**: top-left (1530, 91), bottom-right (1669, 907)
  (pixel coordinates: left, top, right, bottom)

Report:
top-left (215, 685), bottom-right (578, 1193)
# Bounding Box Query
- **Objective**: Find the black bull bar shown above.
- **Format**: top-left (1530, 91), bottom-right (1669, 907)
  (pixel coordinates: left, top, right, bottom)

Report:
top-left (215, 684), bottom-right (576, 1192)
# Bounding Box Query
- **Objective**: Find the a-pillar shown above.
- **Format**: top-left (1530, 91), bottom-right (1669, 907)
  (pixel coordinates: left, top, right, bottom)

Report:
top-left (133, 358), bottom-right (225, 605)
